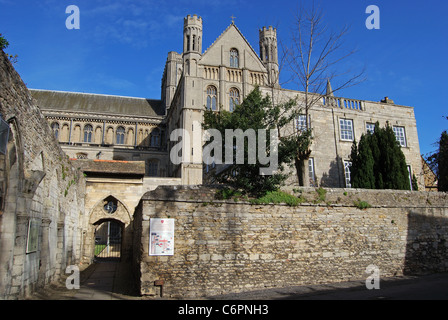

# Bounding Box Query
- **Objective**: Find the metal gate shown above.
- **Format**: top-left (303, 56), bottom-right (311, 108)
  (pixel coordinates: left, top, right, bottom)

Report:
top-left (94, 220), bottom-right (122, 260)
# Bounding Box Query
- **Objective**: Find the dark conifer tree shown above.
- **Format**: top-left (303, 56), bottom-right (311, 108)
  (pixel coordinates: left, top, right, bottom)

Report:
top-left (350, 134), bottom-right (375, 189)
top-left (350, 122), bottom-right (410, 190)
top-left (438, 131), bottom-right (448, 191)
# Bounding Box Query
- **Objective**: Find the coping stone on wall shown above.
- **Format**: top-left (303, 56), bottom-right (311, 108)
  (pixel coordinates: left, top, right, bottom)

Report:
top-left (142, 185), bottom-right (448, 209)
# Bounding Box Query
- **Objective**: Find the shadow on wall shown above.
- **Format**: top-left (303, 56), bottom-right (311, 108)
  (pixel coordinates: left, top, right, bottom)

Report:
top-left (111, 147), bottom-right (165, 177)
top-left (404, 209), bottom-right (448, 275)
top-left (320, 156), bottom-right (343, 188)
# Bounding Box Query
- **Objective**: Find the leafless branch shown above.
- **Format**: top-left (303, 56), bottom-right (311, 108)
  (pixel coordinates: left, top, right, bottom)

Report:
top-left (285, 0), bottom-right (366, 121)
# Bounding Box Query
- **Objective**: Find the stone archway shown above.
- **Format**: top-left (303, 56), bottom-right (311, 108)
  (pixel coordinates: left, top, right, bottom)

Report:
top-left (84, 195), bottom-right (133, 263)
top-left (0, 121), bottom-right (23, 298)
top-left (94, 219), bottom-right (123, 261)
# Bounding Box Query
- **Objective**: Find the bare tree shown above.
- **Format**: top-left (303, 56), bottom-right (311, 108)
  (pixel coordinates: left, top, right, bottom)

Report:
top-left (287, 2), bottom-right (365, 121)
top-left (282, 1), bottom-right (366, 186)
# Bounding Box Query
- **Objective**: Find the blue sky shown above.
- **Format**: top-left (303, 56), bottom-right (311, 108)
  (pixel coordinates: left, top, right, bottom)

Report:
top-left (1, 0), bottom-right (447, 156)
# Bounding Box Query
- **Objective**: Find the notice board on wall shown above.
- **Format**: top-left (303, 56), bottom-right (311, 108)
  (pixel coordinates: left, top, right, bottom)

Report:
top-left (149, 218), bottom-right (174, 256)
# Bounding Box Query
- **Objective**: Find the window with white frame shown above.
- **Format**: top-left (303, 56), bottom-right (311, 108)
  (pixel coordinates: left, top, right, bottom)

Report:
top-left (340, 119), bottom-right (354, 141)
top-left (296, 115), bottom-right (307, 132)
top-left (343, 160), bottom-right (352, 188)
top-left (393, 126), bottom-right (407, 147)
top-left (309, 158), bottom-right (316, 186)
top-left (366, 122), bottom-right (375, 134)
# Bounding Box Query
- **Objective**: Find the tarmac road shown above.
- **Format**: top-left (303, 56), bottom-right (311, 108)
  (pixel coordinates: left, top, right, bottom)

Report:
top-left (208, 272), bottom-right (448, 300)
top-left (28, 261), bottom-right (448, 300)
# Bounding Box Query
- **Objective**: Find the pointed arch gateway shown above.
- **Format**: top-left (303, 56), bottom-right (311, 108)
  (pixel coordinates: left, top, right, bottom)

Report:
top-left (85, 195), bottom-right (133, 262)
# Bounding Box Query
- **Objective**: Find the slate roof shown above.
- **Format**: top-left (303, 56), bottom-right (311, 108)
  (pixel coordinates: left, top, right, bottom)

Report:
top-left (30, 89), bottom-right (165, 118)
top-left (71, 159), bottom-right (146, 176)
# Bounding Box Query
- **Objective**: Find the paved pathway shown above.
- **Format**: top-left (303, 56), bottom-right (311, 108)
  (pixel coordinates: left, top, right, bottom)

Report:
top-left (29, 264), bottom-right (448, 300)
top-left (30, 260), bottom-right (142, 300)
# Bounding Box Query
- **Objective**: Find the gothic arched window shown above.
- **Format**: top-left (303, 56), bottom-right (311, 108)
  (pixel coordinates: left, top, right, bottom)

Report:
top-left (150, 128), bottom-right (161, 147)
top-left (229, 88), bottom-right (240, 112)
top-left (206, 86), bottom-right (217, 111)
top-left (116, 126), bottom-right (125, 145)
top-left (51, 122), bottom-right (59, 140)
top-left (83, 124), bottom-right (93, 143)
top-left (230, 48), bottom-right (239, 68)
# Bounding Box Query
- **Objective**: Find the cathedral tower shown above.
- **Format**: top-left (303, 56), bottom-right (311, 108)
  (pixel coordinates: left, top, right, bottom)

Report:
top-left (183, 14), bottom-right (203, 76)
top-left (259, 26), bottom-right (279, 87)
top-left (178, 15), bottom-right (204, 185)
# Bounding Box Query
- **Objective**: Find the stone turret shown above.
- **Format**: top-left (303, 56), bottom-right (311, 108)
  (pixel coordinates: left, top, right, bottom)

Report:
top-left (161, 51), bottom-right (182, 114)
top-left (259, 26), bottom-right (279, 87)
top-left (183, 14), bottom-right (203, 54)
top-left (177, 15), bottom-right (204, 185)
top-left (183, 15), bottom-right (202, 77)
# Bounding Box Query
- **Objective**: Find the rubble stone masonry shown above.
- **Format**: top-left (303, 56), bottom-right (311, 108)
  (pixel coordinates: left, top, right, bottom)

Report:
top-left (0, 50), bottom-right (85, 299)
top-left (134, 186), bottom-right (448, 298)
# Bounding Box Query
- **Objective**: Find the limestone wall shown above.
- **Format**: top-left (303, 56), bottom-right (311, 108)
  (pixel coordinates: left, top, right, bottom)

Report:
top-left (134, 186), bottom-right (448, 298)
top-left (0, 50), bottom-right (86, 299)
top-left (82, 174), bottom-right (181, 263)
top-left (259, 86), bottom-right (424, 190)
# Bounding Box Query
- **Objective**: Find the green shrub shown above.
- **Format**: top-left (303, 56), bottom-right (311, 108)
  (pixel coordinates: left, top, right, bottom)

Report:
top-left (215, 188), bottom-right (243, 200)
top-left (354, 200), bottom-right (372, 210)
top-left (251, 190), bottom-right (305, 207)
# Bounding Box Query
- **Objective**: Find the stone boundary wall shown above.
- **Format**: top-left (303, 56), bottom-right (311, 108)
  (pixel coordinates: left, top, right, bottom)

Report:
top-left (133, 186), bottom-right (448, 298)
top-left (0, 50), bottom-right (85, 299)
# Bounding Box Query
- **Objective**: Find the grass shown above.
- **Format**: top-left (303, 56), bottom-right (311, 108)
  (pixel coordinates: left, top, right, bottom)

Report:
top-left (94, 244), bottom-right (106, 256)
top-left (315, 187), bottom-right (327, 203)
top-left (216, 187), bottom-right (307, 207)
top-left (250, 190), bottom-right (305, 207)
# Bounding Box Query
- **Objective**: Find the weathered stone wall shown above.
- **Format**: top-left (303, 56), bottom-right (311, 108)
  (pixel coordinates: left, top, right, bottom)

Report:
top-left (0, 50), bottom-right (85, 299)
top-left (259, 86), bottom-right (424, 190)
top-left (73, 156), bottom-right (181, 263)
top-left (134, 186), bottom-right (448, 298)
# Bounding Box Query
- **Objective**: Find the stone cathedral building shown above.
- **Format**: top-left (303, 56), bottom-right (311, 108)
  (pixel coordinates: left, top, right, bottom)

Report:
top-left (0, 14), bottom-right (429, 299)
top-left (31, 14), bottom-right (425, 264)
top-left (31, 15), bottom-right (424, 190)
